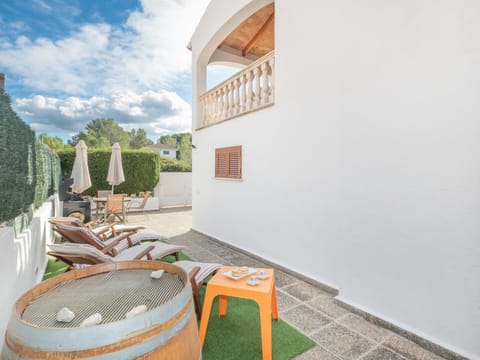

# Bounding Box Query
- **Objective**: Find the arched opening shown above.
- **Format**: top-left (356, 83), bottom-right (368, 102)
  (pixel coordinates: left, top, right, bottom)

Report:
top-left (197, 2), bottom-right (275, 129)
top-left (206, 3), bottom-right (274, 89)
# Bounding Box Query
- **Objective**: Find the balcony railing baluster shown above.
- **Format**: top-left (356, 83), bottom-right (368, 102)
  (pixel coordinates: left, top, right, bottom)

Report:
top-left (198, 51), bottom-right (275, 129)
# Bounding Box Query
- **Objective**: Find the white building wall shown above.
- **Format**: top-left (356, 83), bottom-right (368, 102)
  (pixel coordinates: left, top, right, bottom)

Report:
top-left (0, 195), bottom-right (60, 347)
top-left (155, 172), bottom-right (192, 207)
top-left (191, 1), bottom-right (480, 358)
top-left (160, 149), bottom-right (177, 160)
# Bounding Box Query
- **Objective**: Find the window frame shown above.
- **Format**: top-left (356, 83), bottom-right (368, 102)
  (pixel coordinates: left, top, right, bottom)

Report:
top-left (215, 146), bottom-right (242, 179)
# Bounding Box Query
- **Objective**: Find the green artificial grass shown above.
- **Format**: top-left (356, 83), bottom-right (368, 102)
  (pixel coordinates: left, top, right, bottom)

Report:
top-left (43, 257), bottom-right (69, 280)
top-left (201, 291), bottom-right (315, 360)
top-left (43, 246), bottom-right (315, 359)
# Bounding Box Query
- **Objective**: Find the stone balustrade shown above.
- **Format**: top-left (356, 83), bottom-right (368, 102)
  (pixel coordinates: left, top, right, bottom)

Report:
top-left (198, 51), bottom-right (275, 129)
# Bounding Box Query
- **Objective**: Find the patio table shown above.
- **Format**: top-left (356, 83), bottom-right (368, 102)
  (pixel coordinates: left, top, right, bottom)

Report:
top-left (198, 266), bottom-right (278, 360)
top-left (92, 197), bottom-right (131, 223)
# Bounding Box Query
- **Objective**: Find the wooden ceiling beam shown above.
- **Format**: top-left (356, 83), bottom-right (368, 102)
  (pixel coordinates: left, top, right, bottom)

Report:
top-left (242, 13), bottom-right (274, 57)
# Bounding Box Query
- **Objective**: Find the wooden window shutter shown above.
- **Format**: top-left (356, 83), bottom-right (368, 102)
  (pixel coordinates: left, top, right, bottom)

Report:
top-left (215, 146), bottom-right (242, 179)
top-left (215, 151), bottom-right (228, 177)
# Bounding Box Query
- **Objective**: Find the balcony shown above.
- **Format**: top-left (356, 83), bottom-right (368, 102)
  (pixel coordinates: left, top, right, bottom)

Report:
top-left (198, 51), bottom-right (275, 129)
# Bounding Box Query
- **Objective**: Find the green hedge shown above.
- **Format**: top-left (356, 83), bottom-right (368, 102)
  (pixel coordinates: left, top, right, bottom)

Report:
top-left (58, 149), bottom-right (161, 196)
top-left (159, 157), bottom-right (192, 172)
top-left (0, 92), bottom-right (61, 224)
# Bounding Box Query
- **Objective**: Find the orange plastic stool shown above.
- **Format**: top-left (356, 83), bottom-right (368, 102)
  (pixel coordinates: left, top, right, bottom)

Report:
top-left (198, 267), bottom-right (278, 360)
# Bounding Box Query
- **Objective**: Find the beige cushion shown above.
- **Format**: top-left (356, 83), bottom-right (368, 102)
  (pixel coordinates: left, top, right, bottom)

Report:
top-left (49, 242), bottom-right (185, 262)
top-left (48, 243), bottom-right (113, 263)
top-left (104, 233), bottom-right (162, 253)
top-left (174, 260), bottom-right (222, 286)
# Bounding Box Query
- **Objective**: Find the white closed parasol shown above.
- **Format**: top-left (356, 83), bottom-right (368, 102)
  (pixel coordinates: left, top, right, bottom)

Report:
top-left (106, 142), bottom-right (125, 193)
top-left (71, 140), bottom-right (91, 193)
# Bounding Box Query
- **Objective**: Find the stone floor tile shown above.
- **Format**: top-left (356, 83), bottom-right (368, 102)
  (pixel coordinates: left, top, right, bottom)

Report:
top-left (311, 322), bottom-right (375, 360)
top-left (293, 345), bottom-right (341, 360)
top-left (224, 253), bottom-right (254, 264)
top-left (283, 280), bottom-right (330, 301)
top-left (281, 304), bottom-right (331, 334)
top-left (361, 346), bottom-right (407, 360)
top-left (274, 270), bottom-right (299, 288)
top-left (383, 334), bottom-right (446, 360)
top-left (276, 289), bottom-right (301, 312)
top-left (210, 246), bottom-right (240, 259)
top-left (177, 242), bottom-right (206, 253)
top-left (242, 258), bottom-right (270, 268)
top-left (337, 314), bottom-right (390, 342)
top-left (185, 250), bottom-right (224, 264)
top-left (307, 295), bottom-right (348, 319)
top-left (222, 253), bottom-right (269, 268)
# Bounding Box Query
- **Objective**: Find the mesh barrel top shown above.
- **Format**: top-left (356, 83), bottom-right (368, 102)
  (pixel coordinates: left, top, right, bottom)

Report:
top-left (22, 269), bottom-right (185, 328)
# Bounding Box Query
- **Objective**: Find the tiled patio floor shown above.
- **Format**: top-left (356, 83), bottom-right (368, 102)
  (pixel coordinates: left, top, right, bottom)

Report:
top-left (128, 208), bottom-right (448, 360)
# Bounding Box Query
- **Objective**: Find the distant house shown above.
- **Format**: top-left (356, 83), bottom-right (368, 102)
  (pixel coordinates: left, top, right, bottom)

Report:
top-left (145, 144), bottom-right (177, 159)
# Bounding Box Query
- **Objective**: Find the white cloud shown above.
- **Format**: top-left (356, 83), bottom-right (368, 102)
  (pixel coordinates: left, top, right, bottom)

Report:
top-left (0, 0), bottom-right (210, 139)
top-left (0, 0), bottom-right (209, 95)
top-left (31, 0), bottom-right (52, 12)
top-left (1, 24), bottom-right (112, 94)
top-left (14, 90), bottom-right (192, 141)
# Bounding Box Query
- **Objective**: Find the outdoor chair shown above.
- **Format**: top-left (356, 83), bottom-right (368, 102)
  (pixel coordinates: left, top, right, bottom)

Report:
top-left (97, 190), bottom-right (113, 197)
top-left (126, 191), bottom-right (152, 221)
top-left (52, 223), bottom-right (182, 259)
top-left (127, 191), bottom-right (152, 211)
top-left (105, 194), bottom-right (126, 224)
top-left (94, 190), bottom-right (113, 219)
top-left (47, 242), bottom-right (222, 317)
top-left (49, 217), bottom-right (146, 241)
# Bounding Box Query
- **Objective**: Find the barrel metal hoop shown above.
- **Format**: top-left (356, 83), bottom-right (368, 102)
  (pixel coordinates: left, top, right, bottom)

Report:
top-left (5, 298), bottom-right (195, 359)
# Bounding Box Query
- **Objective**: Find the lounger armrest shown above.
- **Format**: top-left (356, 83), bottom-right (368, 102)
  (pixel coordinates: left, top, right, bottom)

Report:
top-left (188, 266), bottom-right (201, 286)
top-left (113, 231), bottom-right (137, 247)
top-left (132, 245), bottom-right (155, 260)
top-left (95, 224), bottom-right (117, 239)
top-left (188, 266), bottom-right (202, 319)
top-left (102, 239), bottom-right (121, 255)
top-left (47, 251), bottom-right (75, 269)
top-left (85, 221), bottom-right (95, 228)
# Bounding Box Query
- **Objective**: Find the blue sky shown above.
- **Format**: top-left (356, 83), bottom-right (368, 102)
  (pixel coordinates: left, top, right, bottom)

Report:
top-left (0, 0), bottom-right (236, 141)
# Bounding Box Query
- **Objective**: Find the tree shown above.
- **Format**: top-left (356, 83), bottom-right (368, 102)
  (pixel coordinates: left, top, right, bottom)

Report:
top-left (129, 128), bottom-right (153, 149)
top-left (177, 134), bottom-right (192, 164)
top-left (157, 133), bottom-right (192, 165)
top-left (69, 118), bottom-right (130, 148)
top-left (39, 133), bottom-right (70, 151)
top-left (157, 134), bottom-right (177, 148)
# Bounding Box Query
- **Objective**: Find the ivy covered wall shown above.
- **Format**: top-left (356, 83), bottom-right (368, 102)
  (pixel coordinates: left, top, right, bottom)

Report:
top-left (0, 91), bottom-right (61, 224)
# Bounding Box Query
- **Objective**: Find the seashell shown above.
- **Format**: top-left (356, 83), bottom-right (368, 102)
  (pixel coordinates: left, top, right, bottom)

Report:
top-left (79, 313), bottom-right (102, 327)
top-left (56, 307), bottom-right (75, 323)
top-left (125, 305), bottom-right (148, 319)
top-left (150, 270), bottom-right (164, 279)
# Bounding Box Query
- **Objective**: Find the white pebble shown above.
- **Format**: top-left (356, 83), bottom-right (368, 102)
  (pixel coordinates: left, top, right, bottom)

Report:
top-left (56, 307), bottom-right (75, 323)
top-left (150, 269), bottom-right (164, 279)
top-left (79, 313), bottom-right (102, 327)
top-left (125, 305), bottom-right (148, 319)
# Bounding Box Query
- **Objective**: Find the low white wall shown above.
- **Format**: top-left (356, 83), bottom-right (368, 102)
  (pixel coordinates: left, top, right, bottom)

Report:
top-left (126, 197), bottom-right (160, 212)
top-left (155, 172), bottom-right (192, 208)
top-left (0, 195), bottom-right (60, 348)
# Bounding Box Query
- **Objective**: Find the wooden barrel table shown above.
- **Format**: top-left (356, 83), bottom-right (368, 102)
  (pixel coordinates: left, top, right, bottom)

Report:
top-left (2, 261), bottom-right (201, 359)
